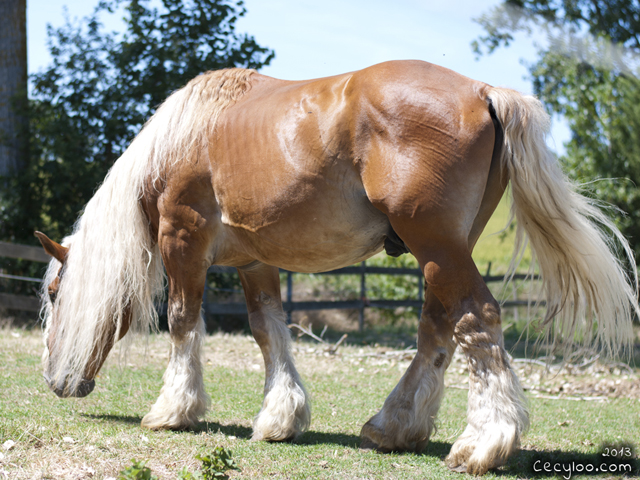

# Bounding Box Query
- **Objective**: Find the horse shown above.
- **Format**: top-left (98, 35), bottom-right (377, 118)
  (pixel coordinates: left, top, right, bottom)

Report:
top-left (35, 60), bottom-right (639, 475)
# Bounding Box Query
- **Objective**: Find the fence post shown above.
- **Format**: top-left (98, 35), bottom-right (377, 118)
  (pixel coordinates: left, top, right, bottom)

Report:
top-left (359, 261), bottom-right (366, 332)
top-left (202, 273), bottom-right (208, 312)
top-left (286, 270), bottom-right (293, 324)
top-left (418, 272), bottom-right (424, 319)
top-left (512, 280), bottom-right (519, 323)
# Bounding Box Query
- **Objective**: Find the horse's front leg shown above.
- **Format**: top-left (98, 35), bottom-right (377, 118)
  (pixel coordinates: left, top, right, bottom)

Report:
top-left (237, 262), bottom-right (310, 441)
top-left (360, 289), bottom-right (456, 452)
top-left (141, 218), bottom-right (211, 430)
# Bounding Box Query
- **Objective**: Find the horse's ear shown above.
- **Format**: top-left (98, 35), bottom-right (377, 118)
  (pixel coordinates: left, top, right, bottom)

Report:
top-left (35, 231), bottom-right (69, 263)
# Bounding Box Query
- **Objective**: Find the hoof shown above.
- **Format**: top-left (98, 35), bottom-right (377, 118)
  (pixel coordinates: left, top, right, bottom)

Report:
top-left (140, 420), bottom-right (182, 431)
top-left (251, 371), bottom-right (310, 442)
top-left (360, 417), bottom-right (428, 454)
top-left (140, 411), bottom-right (197, 431)
top-left (251, 429), bottom-right (296, 442)
top-left (446, 457), bottom-right (492, 476)
top-left (359, 438), bottom-right (378, 452)
top-left (448, 463), bottom-right (468, 474)
top-left (358, 438), bottom-right (392, 454)
top-left (445, 424), bottom-right (517, 475)
top-left (251, 407), bottom-right (309, 442)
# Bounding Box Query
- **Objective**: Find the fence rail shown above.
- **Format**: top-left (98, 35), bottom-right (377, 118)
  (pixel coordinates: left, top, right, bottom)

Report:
top-left (0, 241), bottom-right (50, 263)
top-left (0, 242), bottom-right (50, 312)
top-left (0, 242), bottom-right (536, 329)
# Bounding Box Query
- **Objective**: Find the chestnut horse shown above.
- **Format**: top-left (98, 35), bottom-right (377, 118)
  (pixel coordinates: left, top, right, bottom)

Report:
top-left (36, 61), bottom-right (639, 475)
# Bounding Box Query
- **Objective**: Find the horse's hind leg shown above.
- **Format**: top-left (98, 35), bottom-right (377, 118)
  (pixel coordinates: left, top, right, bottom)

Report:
top-left (141, 217), bottom-right (211, 430)
top-left (423, 245), bottom-right (528, 474)
top-left (360, 289), bottom-right (456, 452)
top-left (360, 240), bottom-right (527, 474)
top-left (237, 262), bottom-right (310, 441)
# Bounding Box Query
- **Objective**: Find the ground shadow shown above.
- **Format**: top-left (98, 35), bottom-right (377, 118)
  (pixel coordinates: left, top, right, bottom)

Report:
top-left (411, 441), bottom-right (640, 477)
top-left (79, 414), bottom-right (254, 437)
top-left (193, 421), bottom-right (254, 439)
top-left (290, 431), bottom-right (453, 456)
top-left (192, 424), bottom-right (362, 447)
top-left (81, 413), bottom-right (143, 425)
top-left (78, 414), bottom-right (639, 477)
top-left (295, 434), bottom-right (639, 479)
top-left (296, 430), bottom-right (361, 448)
top-left (416, 440), bottom-right (454, 459)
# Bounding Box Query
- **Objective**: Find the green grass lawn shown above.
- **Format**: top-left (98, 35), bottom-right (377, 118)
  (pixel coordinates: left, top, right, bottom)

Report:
top-left (1, 329), bottom-right (638, 479)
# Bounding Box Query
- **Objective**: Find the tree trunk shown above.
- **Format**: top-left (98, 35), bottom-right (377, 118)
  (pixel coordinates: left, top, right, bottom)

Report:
top-left (0, 0), bottom-right (27, 177)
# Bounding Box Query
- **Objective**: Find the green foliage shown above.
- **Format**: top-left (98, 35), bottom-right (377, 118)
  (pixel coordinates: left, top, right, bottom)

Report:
top-left (197, 447), bottom-right (239, 479)
top-left (177, 466), bottom-right (200, 480)
top-left (0, 0), bottom-right (273, 245)
top-left (366, 252), bottom-right (421, 323)
top-left (473, 0), bottom-right (640, 57)
top-left (117, 448), bottom-right (238, 480)
top-left (177, 447), bottom-right (239, 480)
top-left (117, 460), bottom-right (158, 480)
top-left (315, 252), bottom-right (421, 325)
top-left (530, 57), bottom-right (640, 259)
top-left (475, 0), bottom-right (640, 262)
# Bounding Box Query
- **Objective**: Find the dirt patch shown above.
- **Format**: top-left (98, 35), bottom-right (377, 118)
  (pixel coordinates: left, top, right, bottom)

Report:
top-left (443, 348), bottom-right (640, 400)
top-left (121, 329), bottom-right (640, 401)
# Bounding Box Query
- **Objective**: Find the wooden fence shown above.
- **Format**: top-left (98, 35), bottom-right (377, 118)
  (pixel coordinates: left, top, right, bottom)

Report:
top-left (0, 241), bottom-right (48, 312)
top-left (0, 241), bottom-right (533, 331)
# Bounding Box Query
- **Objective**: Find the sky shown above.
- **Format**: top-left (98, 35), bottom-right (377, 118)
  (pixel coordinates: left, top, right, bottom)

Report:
top-left (26, 0), bottom-right (570, 152)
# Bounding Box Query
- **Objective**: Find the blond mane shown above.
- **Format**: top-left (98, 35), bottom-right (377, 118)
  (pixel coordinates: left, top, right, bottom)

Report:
top-left (41, 68), bottom-right (255, 387)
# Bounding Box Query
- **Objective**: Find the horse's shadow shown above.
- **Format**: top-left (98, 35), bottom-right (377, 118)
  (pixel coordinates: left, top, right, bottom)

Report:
top-left (196, 422), bottom-right (362, 447)
top-left (80, 415), bottom-right (639, 477)
top-left (81, 414), bottom-right (255, 438)
top-left (82, 413), bottom-right (143, 425)
top-left (197, 422), bottom-right (454, 456)
top-left (193, 421), bottom-right (253, 439)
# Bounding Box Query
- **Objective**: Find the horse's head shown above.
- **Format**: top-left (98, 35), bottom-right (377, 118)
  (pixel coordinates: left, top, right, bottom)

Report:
top-left (35, 231), bottom-right (131, 398)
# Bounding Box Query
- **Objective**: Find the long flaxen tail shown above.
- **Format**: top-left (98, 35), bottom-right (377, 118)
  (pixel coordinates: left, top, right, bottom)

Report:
top-left (486, 87), bottom-right (640, 358)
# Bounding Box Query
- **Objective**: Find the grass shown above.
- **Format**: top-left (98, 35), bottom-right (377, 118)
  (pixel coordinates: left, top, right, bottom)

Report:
top-left (1, 328), bottom-right (639, 479)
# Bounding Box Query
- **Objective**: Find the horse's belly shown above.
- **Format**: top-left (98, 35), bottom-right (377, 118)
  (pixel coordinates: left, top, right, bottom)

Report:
top-left (256, 220), bottom-right (388, 273)
top-left (216, 200), bottom-right (390, 273)
top-left (246, 225), bottom-right (388, 273)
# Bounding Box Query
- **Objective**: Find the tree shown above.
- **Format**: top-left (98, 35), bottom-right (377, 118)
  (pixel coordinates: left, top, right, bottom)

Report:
top-left (0, 0), bottom-right (274, 244)
top-left (474, 0), bottom-right (640, 262)
top-left (0, 0), bottom-right (27, 177)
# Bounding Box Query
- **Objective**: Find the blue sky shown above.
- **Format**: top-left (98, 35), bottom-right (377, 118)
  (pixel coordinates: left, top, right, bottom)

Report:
top-left (26, 0), bottom-right (570, 152)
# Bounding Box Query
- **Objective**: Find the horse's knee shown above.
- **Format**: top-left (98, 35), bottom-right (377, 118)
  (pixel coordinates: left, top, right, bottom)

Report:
top-left (247, 293), bottom-right (280, 346)
top-left (168, 302), bottom-right (202, 339)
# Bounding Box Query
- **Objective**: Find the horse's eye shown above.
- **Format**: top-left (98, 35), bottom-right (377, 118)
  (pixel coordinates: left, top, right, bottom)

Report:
top-left (49, 291), bottom-right (57, 304)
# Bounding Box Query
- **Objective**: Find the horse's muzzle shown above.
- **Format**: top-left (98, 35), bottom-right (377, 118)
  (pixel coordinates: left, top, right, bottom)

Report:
top-left (44, 373), bottom-right (95, 398)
